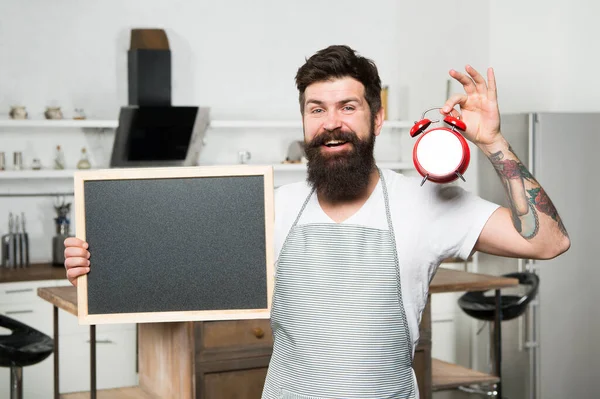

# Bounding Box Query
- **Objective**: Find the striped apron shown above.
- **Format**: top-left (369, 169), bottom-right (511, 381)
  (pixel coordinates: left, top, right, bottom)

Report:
top-left (262, 170), bottom-right (416, 399)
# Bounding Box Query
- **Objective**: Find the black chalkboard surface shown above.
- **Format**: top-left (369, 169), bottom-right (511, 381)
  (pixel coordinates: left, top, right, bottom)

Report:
top-left (74, 165), bottom-right (274, 325)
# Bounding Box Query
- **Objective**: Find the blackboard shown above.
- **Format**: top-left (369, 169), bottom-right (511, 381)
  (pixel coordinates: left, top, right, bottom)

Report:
top-left (74, 165), bottom-right (274, 324)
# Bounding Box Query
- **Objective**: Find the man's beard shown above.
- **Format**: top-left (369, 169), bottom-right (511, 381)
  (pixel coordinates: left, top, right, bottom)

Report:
top-left (304, 127), bottom-right (376, 202)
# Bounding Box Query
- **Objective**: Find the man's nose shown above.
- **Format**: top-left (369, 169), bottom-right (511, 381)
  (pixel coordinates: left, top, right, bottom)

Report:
top-left (323, 111), bottom-right (342, 131)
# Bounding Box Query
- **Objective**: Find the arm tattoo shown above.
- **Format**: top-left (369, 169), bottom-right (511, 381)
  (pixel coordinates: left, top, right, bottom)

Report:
top-left (527, 187), bottom-right (569, 237)
top-left (489, 148), bottom-right (568, 239)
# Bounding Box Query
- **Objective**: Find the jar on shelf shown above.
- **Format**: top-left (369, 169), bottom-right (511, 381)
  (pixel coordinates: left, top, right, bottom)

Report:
top-left (13, 152), bottom-right (23, 170)
top-left (9, 106), bottom-right (28, 120)
top-left (45, 106), bottom-right (63, 120)
top-left (73, 108), bottom-right (86, 120)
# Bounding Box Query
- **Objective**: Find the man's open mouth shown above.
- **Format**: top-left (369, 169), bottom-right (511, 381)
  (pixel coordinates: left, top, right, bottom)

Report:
top-left (324, 140), bottom-right (349, 147)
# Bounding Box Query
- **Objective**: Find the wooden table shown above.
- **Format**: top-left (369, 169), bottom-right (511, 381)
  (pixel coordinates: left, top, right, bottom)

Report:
top-left (38, 267), bottom-right (518, 399)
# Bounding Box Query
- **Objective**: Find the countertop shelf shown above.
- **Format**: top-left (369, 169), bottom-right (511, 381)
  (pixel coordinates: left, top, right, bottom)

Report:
top-left (0, 118), bottom-right (412, 130)
top-left (0, 162), bottom-right (415, 180)
top-left (209, 119), bottom-right (413, 129)
top-left (0, 118), bottom-right (118, 128)
top-left (0, 169), bottom-right (77, 179)
top-left (37, 268), bottom-right (518, 312)
top-left (272, 161), bottom-right (413, 171)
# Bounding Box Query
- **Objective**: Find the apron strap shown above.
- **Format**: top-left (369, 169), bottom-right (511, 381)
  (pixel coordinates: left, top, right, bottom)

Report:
top-left (380, 169), bottom-right (414, 358)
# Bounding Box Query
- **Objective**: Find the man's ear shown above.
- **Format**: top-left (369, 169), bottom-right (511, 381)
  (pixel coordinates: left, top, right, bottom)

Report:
top-left (374, 106), bottom-right (385, 137)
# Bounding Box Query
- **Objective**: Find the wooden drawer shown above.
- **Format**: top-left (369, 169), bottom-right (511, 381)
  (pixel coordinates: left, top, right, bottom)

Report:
top-left (198, 356), bottom-right (271, 399)
top-left (202, 366), bottom-right (268, 399)
top-left (199, 319), bottom-right (273, 351)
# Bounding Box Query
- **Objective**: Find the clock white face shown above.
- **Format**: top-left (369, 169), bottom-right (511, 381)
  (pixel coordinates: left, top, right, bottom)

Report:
top-left (416, 129), bottom-right (463, 176)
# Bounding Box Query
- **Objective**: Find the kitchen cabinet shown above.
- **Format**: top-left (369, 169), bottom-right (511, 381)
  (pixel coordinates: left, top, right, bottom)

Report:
top-left (0, 279), bottom-right (58, 399)
top-left (58, 328), bottom-right (137, 394)
top-left (0, 270), bottom-right (137, 399)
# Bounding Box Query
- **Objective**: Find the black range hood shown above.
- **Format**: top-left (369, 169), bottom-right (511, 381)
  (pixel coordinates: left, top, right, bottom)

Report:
top-left (110, 29), bottom-right (208, 168)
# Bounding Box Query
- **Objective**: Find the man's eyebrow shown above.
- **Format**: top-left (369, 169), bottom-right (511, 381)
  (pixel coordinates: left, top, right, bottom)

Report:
top-left (305, 99), bottom-right (325, 106)
top-left (305, 97), bottom-right (362, 106)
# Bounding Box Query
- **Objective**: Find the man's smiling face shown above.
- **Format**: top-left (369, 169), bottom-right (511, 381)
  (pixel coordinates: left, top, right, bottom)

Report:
top-left (302, 77), bottom-right (383, 201)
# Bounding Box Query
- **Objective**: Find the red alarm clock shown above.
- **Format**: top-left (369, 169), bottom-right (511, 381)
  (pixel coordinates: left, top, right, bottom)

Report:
top-left (409, 107), bottom-right (470, 186)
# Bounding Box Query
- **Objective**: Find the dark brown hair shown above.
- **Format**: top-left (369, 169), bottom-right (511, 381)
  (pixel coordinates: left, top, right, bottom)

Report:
top-left (295, 45), bottom-right (382, 120)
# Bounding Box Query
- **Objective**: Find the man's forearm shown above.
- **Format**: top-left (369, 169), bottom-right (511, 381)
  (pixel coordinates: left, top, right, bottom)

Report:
top-left (480, 136), bottom-right (569, 240)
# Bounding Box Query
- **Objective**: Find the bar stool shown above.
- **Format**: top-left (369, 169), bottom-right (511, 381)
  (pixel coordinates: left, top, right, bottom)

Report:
top-left (457, 272), bottom-right (540, 398)
top-left (0, 315), bottom-right (54, 399)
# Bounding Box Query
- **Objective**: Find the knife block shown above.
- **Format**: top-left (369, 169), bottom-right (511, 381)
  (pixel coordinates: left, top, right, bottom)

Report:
top-left (1, 231), bottom-right (29, 268)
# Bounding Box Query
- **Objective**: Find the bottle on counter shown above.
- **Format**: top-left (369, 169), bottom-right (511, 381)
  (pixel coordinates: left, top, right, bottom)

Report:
top-left (77, 147), bottom-right (91, 170)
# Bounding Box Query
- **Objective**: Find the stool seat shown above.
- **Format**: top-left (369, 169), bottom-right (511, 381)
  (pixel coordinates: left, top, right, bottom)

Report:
top-left (458, 272), bottom-right (540, 322)
top-left (0, 315), bottom-right (53, 368)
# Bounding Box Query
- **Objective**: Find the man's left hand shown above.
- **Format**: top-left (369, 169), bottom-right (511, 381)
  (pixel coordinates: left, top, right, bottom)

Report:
top-left (443, 65), bottom-right (502, 149)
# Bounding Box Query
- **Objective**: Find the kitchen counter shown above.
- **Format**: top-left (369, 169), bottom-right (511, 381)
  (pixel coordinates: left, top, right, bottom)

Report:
top-left (38, 267), bottom-right (519, 399)
top-left (0, 262), bottom-right (65, 283)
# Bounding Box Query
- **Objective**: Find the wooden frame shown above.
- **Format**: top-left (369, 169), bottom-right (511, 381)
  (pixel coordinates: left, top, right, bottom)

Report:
top-left (74, 165), bottom-right (275, 325)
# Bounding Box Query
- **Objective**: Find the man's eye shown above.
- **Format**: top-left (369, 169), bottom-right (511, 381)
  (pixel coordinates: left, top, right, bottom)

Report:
top-left (311, 108), bottom-right (324, 114)
top-left (343, 106), bottom-right (355, 111)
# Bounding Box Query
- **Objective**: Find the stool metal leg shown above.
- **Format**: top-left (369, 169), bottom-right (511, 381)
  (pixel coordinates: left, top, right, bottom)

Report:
top-left (494, 289), bottom-right (503, 399)
top-left (10, 366), bottom-right (23, 399)
top-left (90, 324), bottom-right (96, 399)
top-left (53, 305), bottom-right (59, 399)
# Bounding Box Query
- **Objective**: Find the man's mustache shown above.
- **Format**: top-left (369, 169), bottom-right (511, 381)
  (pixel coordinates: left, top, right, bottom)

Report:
top-left (306, 129), bottom-right (360, 148)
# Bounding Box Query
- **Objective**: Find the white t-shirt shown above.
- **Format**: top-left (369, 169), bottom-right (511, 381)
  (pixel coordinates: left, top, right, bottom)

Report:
top-left (273, 168), bottom-right (500, 354)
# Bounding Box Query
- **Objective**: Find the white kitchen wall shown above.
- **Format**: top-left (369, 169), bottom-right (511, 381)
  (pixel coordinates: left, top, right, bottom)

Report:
top-left (1, 0), bottom-right (490, 120)
top-left (489, 1), bottom-right (600, 112)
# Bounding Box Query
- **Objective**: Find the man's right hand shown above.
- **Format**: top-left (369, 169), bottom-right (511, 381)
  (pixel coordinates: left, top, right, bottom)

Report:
top-left (64, 237), bottom-right (91, 286)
